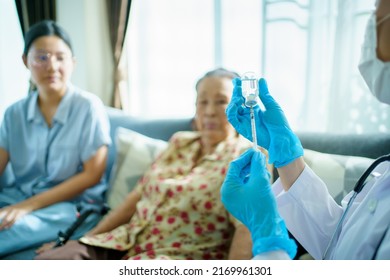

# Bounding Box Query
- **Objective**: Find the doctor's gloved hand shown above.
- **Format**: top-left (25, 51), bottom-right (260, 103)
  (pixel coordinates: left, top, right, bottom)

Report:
top-left (226, 78), bottom-right (303, 168)
top-left (221, 149), bottom-right (297, 259)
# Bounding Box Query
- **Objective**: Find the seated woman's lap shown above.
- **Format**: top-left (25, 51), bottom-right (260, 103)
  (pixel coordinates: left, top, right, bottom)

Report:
top-left (0, 199), bottom-right (99, 259)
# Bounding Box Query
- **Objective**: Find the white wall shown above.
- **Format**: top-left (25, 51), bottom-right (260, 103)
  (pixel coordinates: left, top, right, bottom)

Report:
top-left (57, 0), bottom-right (113, 105)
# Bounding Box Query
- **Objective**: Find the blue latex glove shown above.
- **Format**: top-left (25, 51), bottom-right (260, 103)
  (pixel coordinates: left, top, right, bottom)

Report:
top-left (221, 148), bottom-right (297, 259)
top-left (226, 78), bottom-right (303, 167)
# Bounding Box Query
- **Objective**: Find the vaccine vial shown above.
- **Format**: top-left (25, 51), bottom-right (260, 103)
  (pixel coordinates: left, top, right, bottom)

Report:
top-left (241, 72), bottom-right (259, 107)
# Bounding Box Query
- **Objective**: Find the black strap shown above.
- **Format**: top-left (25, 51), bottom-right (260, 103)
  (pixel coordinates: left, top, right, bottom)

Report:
top-left (53, 205), bottom-right (109, 248)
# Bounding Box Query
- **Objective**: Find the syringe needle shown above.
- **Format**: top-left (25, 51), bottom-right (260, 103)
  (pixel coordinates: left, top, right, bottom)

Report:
top-left (250, 106), bottom-right (258, 150)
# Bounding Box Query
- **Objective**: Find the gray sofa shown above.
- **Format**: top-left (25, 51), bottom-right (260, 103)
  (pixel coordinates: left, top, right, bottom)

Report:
top-left (106, 106), bottom-right (390, 182)
top-left (3, 106), bottom-right (388, 190)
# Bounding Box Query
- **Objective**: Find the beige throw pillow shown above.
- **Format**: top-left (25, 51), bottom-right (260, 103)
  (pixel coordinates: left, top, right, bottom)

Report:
top-left (303, 149), bottom-right (374, 203)
top-left (107, 128), bottom-right (168, 209)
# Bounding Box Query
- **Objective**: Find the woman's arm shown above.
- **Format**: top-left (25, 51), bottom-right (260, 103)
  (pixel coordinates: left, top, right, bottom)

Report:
top-left (276, 157), bottom-right (306, 191)
top-left (0, 148), bottom-right (9, 177)
top-left (86, 190), bottom-right (141, 236)
top-left (22, 145), bottom-right (108, 208)
top-left (228, 224), bottom-right (253, 260)
top-left (0, 145), bottom-right (107, 229)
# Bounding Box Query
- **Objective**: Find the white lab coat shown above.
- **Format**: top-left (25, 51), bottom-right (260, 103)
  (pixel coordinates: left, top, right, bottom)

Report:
top-left (254, 161), bottom-right (390, 260)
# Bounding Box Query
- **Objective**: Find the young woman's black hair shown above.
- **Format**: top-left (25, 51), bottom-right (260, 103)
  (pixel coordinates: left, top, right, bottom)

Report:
top-left (23, 20), bottom-right (73, 56)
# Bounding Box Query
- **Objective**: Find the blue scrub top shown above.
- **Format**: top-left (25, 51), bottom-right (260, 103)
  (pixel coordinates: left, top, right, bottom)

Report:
top-left (0, 84), bottom-right (111, 206)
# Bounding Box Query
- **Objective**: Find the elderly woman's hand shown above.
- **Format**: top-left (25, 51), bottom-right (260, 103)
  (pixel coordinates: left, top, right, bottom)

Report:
top-left (220, 148), bottom-right (297, 259)
top-left (226, 78), bottom-right (303, 168)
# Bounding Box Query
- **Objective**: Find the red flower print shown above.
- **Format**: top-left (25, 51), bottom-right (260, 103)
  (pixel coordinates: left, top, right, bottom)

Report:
top-left (207, 223), bottom-right (216, 231)
top-left (151, 228), bottom-right (160, 235)
top-left (168, 217), bottom-right (176, 224)
top-left (202, 253), bottom-right (211, 260)
top-left (134, 245), bottom-right (142, 254)
top-left (167, 189), bottom-right (174, 198)
top-left (199, 184), bottom-right (207, 190)
top-left (146, 250), bottom-right (156, 258)
top-left (180, 212), bottom-right (189, 221)
top-left (216, 216), bottom-right (226, 223)
top-left (105, 234), bottom-right (114, 241)
top-left (176, 185), bottom-right (183, 192)
top-left (172, 242), bottom-right (181, 248)
top-left (155, 215), bottom-right (163, 222)
top-left (132, 256), bottom-right (142, 260)
top-left (216, 252), bottom-right (224, 260)
top-left (145, 243), bottom-right (153, 251)
top-left (221, 167), bottom-right (226, 175)
top-left (195, 227), bottom-right (203, 235)
top-left (204, 201), bottom-right (212, 210)
top-left (142, 208), bottom-right (148, 218)
top-left (115, 245), bottom-right (124, 250)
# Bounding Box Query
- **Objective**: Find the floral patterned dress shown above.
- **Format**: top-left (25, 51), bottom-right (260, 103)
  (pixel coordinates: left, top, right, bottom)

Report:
top-left (80, 131), bottom-right (250, 260)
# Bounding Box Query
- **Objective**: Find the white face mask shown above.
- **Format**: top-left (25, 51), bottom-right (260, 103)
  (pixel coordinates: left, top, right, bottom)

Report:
top-left (358, 12), bottom-right (390, 105)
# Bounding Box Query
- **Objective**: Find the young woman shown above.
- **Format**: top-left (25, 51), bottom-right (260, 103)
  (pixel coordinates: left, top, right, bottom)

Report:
top-left (0, 20), bottom-right (111, 259)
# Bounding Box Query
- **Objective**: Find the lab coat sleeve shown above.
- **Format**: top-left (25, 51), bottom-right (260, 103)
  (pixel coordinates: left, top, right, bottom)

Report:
top-left (375, 225), bottom-right (390, 259)
top-left (252, 250), bottom-right (291, 260)
top-left (272, 165), bottom-right (343, 260)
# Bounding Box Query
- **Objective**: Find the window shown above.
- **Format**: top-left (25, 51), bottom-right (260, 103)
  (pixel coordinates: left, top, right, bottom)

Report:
top-left (125, 0), bottom-right (389, 134)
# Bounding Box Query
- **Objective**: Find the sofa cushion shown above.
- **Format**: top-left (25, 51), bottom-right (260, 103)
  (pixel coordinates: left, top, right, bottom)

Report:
top-left (297, 132), bottom-right (390, 159)
top-left (107, 128), bottom-right (168, 209)
top-left (303, 149), bottom-right (374, 203)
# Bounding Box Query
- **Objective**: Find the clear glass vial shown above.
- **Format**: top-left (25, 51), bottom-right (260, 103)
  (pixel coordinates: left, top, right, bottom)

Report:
top-left (241, 72), bottom-right (259, 107)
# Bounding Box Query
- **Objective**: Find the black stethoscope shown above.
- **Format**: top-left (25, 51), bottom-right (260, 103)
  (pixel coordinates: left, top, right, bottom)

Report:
top-left (322, 154), bottom-right (390, 260)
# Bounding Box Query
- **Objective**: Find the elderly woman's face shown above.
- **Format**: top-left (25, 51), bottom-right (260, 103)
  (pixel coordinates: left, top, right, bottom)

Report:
top-left (195, 76), bottom-right (236, 144)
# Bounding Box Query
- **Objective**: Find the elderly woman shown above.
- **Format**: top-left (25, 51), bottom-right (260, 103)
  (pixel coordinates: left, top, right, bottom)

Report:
top-left (35, 68), bottom-right (254, 260)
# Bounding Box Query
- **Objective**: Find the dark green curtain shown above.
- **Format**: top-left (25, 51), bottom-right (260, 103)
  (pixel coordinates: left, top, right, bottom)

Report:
top-left (106, 0), bottom-right (132, 109)
top-left (15, 0), bottom-right (56, 36)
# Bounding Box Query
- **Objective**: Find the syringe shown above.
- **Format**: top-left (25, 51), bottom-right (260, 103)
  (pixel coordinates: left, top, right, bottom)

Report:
top-left (241, 72), bottom-right (260, 150)
top-left (249, 106), bottom-right (258, 150)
